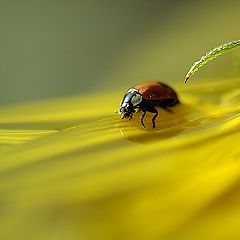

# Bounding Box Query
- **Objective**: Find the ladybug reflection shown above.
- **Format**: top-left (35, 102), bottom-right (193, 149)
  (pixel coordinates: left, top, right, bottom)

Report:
top-left (120, 81), bottom-right (180, 128)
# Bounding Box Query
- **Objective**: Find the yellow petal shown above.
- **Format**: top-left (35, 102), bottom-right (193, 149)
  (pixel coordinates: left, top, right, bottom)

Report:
top-left (0, 78), bottom-right (239, 240)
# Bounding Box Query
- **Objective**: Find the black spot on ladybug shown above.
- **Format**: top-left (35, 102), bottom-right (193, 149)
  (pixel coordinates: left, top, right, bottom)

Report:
top-left (120, 81), bottom-right (180, 128)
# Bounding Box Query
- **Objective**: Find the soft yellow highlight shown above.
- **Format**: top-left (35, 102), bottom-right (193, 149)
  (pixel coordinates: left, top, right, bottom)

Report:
top-left (0, 78), bottom-right (239, 240)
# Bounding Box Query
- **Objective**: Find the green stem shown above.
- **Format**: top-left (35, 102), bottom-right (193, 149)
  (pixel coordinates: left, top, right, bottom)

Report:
top-left (185, 39), bottom-right (240, 83)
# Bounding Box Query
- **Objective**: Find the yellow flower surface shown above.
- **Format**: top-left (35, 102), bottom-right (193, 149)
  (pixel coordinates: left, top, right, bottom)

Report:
top-left (0, 78), bottom-right (240, 240)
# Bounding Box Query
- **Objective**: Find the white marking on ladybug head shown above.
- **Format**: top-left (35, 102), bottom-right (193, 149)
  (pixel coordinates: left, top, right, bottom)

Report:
top-left (131, 93), bottom-right (142, 106)
top-left (127, 88), bottom-right (138, 94)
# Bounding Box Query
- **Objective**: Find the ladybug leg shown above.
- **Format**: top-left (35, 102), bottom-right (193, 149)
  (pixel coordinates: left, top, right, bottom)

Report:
top-left (151, 110), bottom-right (158, 128)
top-left (140, 111), bottom-right (147, 128)
top-left (146, 107), bottom-right (158, 128)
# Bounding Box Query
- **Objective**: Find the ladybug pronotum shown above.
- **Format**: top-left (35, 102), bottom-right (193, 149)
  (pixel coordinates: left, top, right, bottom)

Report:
top-left (120, 81), bottom-right (180, 128)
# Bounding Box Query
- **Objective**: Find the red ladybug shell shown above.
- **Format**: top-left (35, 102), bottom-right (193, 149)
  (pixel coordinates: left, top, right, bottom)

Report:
top-left (134, 80), bottom-right (178, 101)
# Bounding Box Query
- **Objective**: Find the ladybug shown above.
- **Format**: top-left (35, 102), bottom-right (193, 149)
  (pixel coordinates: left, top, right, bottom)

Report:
top-left (120, 81), bottom-right (180, 128)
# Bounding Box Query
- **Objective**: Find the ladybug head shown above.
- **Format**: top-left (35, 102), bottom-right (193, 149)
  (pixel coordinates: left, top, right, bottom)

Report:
top-left (120, 89), bottom-right (142, 119)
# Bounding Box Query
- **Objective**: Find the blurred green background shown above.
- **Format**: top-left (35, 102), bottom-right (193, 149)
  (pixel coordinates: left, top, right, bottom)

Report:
top-left (0, 0), bottom-right (240, 106)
